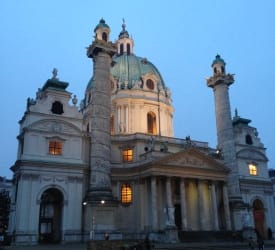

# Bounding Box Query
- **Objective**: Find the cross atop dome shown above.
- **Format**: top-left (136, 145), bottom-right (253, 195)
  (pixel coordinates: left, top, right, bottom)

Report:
top-left (119, 18), bottom-right (129, 39)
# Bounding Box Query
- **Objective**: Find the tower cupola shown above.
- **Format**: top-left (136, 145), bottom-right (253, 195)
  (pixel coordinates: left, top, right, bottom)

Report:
top-left (116, 19), bottom-right (134, 55)
top-left (212, 54), bottom-right (226, 76)
top-left (94, 18), bottom-right (110, 42)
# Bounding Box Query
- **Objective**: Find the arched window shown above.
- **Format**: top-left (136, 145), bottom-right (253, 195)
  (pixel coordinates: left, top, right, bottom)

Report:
top-left (120, 44), bottom-right (123, 55)
top-left (147, 112), bottom-right (157, 135)
top-left (146, 79), bottom-right (154, 90)
top-left (102, 32), bottom-right (107, 41)
top-left (121, 184), bottom-right (132, 205)
top-left (245, 134), bottom-right (253, 145)
top-left (127, 43), bottom-right (130, 54)
top-left (51, 101), bottom-right (64, 115)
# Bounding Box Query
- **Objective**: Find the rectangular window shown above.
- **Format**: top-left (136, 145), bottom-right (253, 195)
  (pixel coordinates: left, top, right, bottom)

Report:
top-left (49, 141), bottom-right (62, 155)
top-left (122, 149), bottom-right (133, 162)
top-left (121, 184), bottom-right (132, 205)
top-left (249, 164), bottom-right (257, 175)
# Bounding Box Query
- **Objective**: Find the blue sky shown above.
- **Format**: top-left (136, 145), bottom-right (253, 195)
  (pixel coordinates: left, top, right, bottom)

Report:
top-left (0, 0), bottom-right (274, 178)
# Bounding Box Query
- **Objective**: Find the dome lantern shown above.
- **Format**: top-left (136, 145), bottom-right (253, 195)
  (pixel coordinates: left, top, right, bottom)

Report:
top-left (116, 19), bottom-right (134, 55)
top-left (94, 18), bottom-right (110, 42)
top-left (211, 54), bottom-right (226, 76)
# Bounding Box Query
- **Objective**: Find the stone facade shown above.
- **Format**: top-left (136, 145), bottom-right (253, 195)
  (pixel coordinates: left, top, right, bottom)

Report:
top-left (7, 19), bottom-right (275, 245)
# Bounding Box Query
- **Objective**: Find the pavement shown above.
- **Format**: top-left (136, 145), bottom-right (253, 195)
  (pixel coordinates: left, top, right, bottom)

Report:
top-left (1, 240), bottom-right (275, 250)
top-left (0, 244), bottom-right (86, 250)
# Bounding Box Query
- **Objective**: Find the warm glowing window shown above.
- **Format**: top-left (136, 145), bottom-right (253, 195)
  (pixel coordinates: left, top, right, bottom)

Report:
top-left (147, 112), bottom-right (157, 135)
top-left (122, 149), bottom-right (133, 162)
top-left (49, 141), bottom-right (62, 155)
top-left (249, 164), bottom-right (257, 175)
top-left (121, 184), bottom-right (132, 205)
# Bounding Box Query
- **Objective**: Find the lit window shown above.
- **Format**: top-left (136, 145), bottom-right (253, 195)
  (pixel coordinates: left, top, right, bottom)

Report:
top-left (249, 164), bottom-right (257, 175)
top-left (49, 141), bottom-right (62, 155)
top-left (122, 149), bottom-right (133, 162)
top-left (121, 184), bottom-right (132, 205)
top-left (147, 112), bottom-right (157, 135)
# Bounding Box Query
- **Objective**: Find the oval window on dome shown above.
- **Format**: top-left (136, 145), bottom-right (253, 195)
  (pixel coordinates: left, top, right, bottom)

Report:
top-left (146, 79), bottom-right (154, 90)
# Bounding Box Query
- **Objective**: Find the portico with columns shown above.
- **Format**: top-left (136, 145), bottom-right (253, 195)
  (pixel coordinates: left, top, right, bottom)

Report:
top-left (111, 148), bottom-right (232, 237)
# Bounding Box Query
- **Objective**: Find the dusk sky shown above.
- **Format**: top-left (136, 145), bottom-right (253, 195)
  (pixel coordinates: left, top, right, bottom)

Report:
top-left (1, 0), bottom-right (274, 178)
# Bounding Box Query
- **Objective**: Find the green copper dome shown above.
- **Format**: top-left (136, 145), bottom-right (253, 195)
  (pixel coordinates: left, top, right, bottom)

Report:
top-left (85, 21), bottom-right (167, 95)
top-left (85, 54), bottom-right (166, 91)
top-left (212, 54), bottom-right (226, 66)
top-left (111, 54), bottom-right (166, 90)
top-left (93, 18), bottom-right (110, 32)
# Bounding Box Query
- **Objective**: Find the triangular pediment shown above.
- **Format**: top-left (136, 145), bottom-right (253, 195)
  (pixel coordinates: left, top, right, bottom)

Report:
top-left (147, 148), bottom-right (230, 178)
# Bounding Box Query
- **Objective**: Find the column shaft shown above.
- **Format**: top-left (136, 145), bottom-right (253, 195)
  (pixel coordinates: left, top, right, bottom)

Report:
top-left (211, 182), bottom-right (219, 230)
top-left (180, 178), bottom-right (187, 230)
top-left (198, 180), bottom-right (206, 230)
top-left (223, 184), bottom-right (232, 230)
top-left (151, 177), bottom-right (158, 230)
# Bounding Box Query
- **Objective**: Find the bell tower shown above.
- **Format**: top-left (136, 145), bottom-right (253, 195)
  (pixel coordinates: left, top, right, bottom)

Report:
top-left (207, 55), bottom-right (242, 204)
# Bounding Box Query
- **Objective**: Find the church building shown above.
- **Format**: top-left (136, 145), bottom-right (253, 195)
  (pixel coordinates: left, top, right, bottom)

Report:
top-left (8, 19), bottom-right (275, 245)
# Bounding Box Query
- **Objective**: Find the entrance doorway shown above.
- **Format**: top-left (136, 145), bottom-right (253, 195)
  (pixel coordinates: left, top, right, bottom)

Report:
top-left (174, 204), bottom-right (182, 230)
top-left (39, 188), bottom-right (63, 243)
top-left (253, 199), bottom-right (265, 239)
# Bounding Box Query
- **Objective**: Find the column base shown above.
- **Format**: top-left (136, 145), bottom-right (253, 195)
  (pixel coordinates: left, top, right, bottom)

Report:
top-left (242, 226), bottom-right (256, 241)
top-left (229, 196), bottom-right (244, 208)
top-left (164, 227), bottom-right (179, 243)
top-left (84, 187), bottom-right (118, 206)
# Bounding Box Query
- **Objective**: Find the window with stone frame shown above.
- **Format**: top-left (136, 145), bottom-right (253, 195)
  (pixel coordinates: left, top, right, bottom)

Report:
top-left (51, 101), bottom-right (64, 115)
top-left (121, 184), bottom-right (132, 205)
top-left (248, 163), bottom-right (257, 175)
top-left (122, 149), bottom-right (133, 162)
top-left (146, 79), bottom-right (154, 90)
top-left (147, 111), bottom-right (157, 135)
top-left (49, 141), bottom-right (62, 155)
top-left (245, 134), bottom-right (253, 145)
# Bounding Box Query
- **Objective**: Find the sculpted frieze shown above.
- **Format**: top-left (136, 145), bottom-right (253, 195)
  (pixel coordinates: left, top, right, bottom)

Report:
top-left (29, 120), bottom-right (80, 135)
